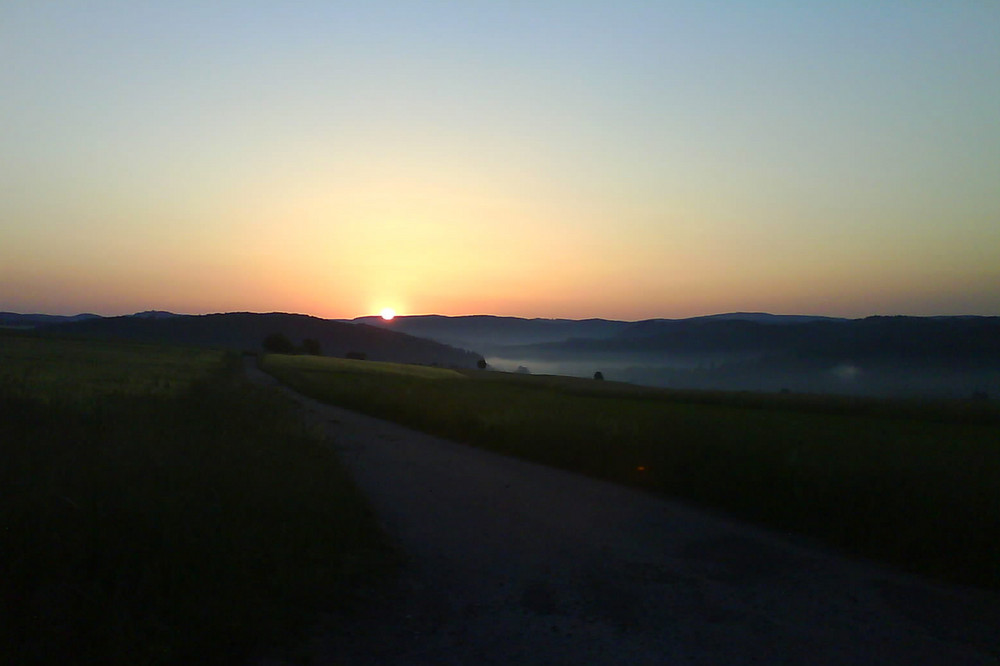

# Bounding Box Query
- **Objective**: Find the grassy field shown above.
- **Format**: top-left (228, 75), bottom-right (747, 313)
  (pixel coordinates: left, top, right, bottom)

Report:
top-left (0, 333), bottom-right (223, 404)
top-left (0, 334), bottom-right (395, 665)
top-left (269, 353), bottom-right (467, 380)
top-left (263, 353), bottom-right (1000, 590)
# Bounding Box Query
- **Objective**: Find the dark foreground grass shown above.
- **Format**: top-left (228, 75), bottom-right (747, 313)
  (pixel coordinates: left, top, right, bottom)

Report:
top-left (263, 354), bottom-right (1000, 590)
top-left (0, 341), bottom-right (394, 665)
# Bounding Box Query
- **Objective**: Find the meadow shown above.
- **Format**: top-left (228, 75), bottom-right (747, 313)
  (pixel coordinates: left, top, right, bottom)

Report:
top-left (0, 333), bottom-right (223, 403)
top-left (263, 353), bottom-right (1000, 590)
top-left (0, 334), bottom-right (394, 665)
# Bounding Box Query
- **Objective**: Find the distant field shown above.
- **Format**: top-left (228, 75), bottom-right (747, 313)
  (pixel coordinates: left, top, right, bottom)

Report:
top-left (272, 353), bottom-right (467, 380)
top-left (263, 353), bottom-right (1000, 590)
top-left (1, 334), bottom-right (393, 664)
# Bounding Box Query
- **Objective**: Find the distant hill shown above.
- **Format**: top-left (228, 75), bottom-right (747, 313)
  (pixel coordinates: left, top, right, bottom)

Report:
top-left (667, 312), bottom-right (844, 325)
top-left (353, 314), bottom-right (631, 351)
top-left (129, 310), bottom-right (180, 320)
top-left (0, 311), bottom-right (174, 328)
top-left (354, 312), bottom-right (850, 353)
top-left (37, 312), bottom-right (483, 368)
top-left (481, 315), bottom-right (1000, 398)
top-left (498, 316), bottom-right (1000, 361)
top-left (611, 315), bottom-right (846, 342)
top-left (0, 312), bottom-right (102, 328)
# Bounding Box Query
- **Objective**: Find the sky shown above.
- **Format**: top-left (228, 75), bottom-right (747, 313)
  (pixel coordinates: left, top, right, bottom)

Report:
top-left (2, 1), bottom-right (999, 321)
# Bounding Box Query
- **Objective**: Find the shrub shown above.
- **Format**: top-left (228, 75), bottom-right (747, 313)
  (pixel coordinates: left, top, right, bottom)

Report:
top-left (262, 333), bottom-right (295, 354)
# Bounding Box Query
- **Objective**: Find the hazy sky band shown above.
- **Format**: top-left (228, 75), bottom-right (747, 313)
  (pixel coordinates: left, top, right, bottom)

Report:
top-left (2, 2), bottom-right (998, 318)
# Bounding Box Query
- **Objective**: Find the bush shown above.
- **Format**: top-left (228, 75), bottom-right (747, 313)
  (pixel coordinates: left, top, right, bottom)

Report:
top-left (262, 333), bottom-right (295, 354)
top-left (302, 338), bottom-right (322, 356)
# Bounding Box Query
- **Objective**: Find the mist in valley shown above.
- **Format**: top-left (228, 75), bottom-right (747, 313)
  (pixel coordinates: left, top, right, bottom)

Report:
top-left (487, 351), bottom-right (1000, 400)
top-left (427, 314), bottom-right (1000, 400)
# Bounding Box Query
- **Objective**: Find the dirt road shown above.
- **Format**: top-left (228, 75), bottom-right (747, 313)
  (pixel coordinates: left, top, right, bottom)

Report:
top-left (246, 361), bottom-right (1000, 665)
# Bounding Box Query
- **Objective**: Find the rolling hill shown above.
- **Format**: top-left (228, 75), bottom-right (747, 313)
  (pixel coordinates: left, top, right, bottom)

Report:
top-left (352, 314), bottom-right (629, 351)
top-left (0, 312), bottom-right (102, 328)
top-left (499, 316), bottom-right (1000, 360)
top-left (35, 312), bottom-right (483, 368)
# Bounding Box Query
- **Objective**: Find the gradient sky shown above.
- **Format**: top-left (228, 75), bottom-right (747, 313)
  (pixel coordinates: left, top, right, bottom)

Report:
top-left (2, 1), bottom-right (998, 320)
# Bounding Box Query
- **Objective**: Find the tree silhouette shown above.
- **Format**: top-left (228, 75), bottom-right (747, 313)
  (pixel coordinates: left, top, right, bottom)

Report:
top-left (262, 333), bottom-right (294, 354)
top-left (594, 371), bottom-right (604, 381)
top-left (302, 338), bottom-right (321, 356)
top-left (477, 359), bottom-right (487, 369)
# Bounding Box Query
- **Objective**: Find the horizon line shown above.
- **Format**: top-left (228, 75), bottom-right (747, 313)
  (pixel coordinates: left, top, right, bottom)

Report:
top-left (5, 308), bottom-right (999, 322)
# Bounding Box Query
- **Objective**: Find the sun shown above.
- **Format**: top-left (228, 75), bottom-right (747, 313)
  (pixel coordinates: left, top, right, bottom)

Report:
top-left (380, 307), bottom-right (396, 321)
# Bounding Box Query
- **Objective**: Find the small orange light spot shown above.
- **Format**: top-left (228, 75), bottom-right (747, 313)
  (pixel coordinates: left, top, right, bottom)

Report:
top-left (637, 466), bottom-right (646, 472)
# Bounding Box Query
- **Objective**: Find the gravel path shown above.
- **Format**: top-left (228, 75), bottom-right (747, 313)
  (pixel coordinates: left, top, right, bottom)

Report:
top-left (246, 361), bottom-right (1000, 665)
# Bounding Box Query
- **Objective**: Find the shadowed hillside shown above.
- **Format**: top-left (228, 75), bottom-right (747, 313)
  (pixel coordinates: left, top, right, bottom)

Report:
top-left (489, 316), bottom-right (1000, 398)
top-left (353, 314), bottom-right (631, 351)
top-left (0, 312), bottom-right (102, 327)
top-left (502, 316), bottom-right (1000, 359)
top-left (38, 312), bottom-right (484, 368)
top-left (353, 313), bottom-right (851, 354)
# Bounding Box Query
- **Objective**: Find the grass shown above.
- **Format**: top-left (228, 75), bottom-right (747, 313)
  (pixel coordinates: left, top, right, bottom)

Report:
top-left (0, 335), bottom-right (395, 665)
top-left (270, 353), bottom-right (467, 380)
top-left (0, 334), bottom-right (223, 404)
top-left (262, 353), bottom-right (1000, 590)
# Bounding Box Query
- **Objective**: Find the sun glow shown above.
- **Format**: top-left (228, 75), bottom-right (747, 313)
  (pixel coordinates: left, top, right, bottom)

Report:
top-left (380, 307), bottom-right (396, 321)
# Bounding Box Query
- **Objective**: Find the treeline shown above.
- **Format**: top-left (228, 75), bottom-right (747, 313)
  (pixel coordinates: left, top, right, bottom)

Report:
top-left (261, 333), bottom-right (375, 360)
top-left (262, 333), bottom-right (322, 356)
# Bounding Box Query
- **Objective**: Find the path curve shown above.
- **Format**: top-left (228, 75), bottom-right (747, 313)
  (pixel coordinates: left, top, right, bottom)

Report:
top-left (246, 360), bottom-right (1000, 665)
